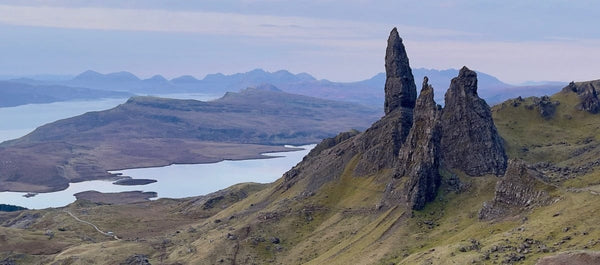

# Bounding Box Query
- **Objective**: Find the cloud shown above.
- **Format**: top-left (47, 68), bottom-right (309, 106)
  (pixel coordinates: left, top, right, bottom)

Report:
top-left (0, 4), bottom-right (473, 40)
top-left (0, 3), bottom-right (598, 84)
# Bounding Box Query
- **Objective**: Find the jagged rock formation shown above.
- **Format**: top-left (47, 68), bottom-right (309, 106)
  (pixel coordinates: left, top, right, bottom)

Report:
top-left (562, 80), bottom-right (600, 113)
top-left (441, 67), bottom-right (507, 176)
top-left (479, 160), bottom-right (553, 220)
top-left (353, 28), bottom-right (416, 176)
top-left (280, 28), bottom-right (420, 205)
top-left (281, 31), bottom-right (508, 211)
top-left (394, 77), bottom-right (442, 209)
top-left (384, 27), bottom-right (417, 115)
top-left (527, 95), bottom-right (560, 119)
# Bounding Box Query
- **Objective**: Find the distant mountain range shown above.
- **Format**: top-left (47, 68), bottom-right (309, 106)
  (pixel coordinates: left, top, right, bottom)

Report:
top-left (3, 68), bottom-right (567, 108)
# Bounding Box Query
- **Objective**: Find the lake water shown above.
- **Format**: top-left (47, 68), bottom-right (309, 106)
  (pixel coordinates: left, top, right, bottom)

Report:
top-left (0, 94), bottom-right (313, 209)
top-left (0, 145), bottom-right (312, 209)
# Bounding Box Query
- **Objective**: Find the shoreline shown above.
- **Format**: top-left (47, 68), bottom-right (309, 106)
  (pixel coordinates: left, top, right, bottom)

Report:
top-left (0, 144), bottom-right (310, 194)
top-left (0, 144), bottom-right (314, 210)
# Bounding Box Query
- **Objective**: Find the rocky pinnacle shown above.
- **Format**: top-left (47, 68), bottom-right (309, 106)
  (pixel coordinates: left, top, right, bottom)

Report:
top-left (384, 27), bottom-right (417, 115)
top-left (397, 77), bottom-right (442, 210)
top-left (440, 66), bottom-right (507, 176)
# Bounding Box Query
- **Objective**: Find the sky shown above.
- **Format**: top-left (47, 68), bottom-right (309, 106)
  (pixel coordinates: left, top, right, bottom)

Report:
top-left (0, 0), bottom-right (598, 84)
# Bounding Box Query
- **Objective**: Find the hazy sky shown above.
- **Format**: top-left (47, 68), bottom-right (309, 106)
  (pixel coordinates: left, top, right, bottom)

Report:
top-left (0, 0), bottom-right (598, 84)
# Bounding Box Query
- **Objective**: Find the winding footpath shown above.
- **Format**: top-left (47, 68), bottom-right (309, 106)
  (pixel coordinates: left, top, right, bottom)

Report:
top-left (63, 210), bottom-right (119, 240)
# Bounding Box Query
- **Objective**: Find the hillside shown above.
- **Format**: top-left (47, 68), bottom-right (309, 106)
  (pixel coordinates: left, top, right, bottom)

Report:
top-left (0, 81), bottom-right (131, 107)
top-left (0, 87), bottom-right (380, 193)
top-left (0, 29), bottom-right (599, 265)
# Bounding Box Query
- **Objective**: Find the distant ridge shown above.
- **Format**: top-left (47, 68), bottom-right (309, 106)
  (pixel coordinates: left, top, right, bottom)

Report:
top-left (0, 81), bottom-right (131, 107)
top-left (7, 68), bottom-right (566, 108)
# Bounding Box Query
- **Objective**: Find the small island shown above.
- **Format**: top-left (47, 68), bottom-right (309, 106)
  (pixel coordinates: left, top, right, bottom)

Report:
top-left (112, 178), bottom-right (157, 186)
top-left (74, 190), bottom-right (158, 205)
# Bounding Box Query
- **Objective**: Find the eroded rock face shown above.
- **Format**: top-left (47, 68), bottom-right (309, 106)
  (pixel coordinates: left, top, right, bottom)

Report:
top-left (441, 66), bottom-right (507, 176)
top-left (395, 77), bottom-right (442, 210)
top-left (353, 27), bottom-right (417, 176)
top-left (479, 160), bottom-right (552, 220)
top-left (352, 109), bottom-right (413, 176)
top-left (277, 30), bottom-right (508, 212)
top-left (562, 80), bottom-right (600, 114)
top-left (384, 27), bottom-right (417, 115)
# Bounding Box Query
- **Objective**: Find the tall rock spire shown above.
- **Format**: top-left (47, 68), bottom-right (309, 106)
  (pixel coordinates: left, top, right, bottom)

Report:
top-left (396, 77), bottom-right (442, 210)
top-left (440, 66), bottom-right (507, 176)
top-left (384, 27), bottom-right (417, 114)
top-left (352, 28), bottom-right (417, 176)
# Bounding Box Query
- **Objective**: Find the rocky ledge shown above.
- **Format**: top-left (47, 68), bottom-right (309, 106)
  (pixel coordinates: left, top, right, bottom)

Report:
top-left (479, 160), bottom-right (554, 220)
top-left (562, 80), bottom-right (600, 113)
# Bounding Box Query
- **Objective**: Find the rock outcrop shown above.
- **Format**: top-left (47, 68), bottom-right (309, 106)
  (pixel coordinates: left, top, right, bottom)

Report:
top-left (441, 66), bottom-right (507, 176)
top-left (353, 28), bottom-right (417, 176)
top-left (562, 80), bottom-right (600, 114)
top-left (279, 29), bottom-right (508, 212)
top-left (395, 77), bottom-right (442, 209)
top-left (527, 95), bottom-right (560, 119)
top-left (384, 27), bottom-right (417, 115)
top-left (479, 160), bottom-right (553, 220)
top-left (121, 254), bottom-right (151, 265)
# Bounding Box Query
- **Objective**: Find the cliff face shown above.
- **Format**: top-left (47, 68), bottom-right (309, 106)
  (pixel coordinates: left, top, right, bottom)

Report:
top-left (441, 67), bottom-right (508, 176)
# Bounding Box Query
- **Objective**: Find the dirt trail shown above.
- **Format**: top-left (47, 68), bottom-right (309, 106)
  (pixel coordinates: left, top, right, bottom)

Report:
top-left (63, 210), bottom-right (119, 240)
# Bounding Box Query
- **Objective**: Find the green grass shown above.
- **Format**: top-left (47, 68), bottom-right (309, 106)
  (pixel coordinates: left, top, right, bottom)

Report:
top-left (493, 93), bottom-right (600, 165)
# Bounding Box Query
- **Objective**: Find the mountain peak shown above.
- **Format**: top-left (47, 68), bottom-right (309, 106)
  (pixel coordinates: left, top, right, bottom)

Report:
top-left (171, 75), bottom-right (199, 83)
top-left (147, 75), bottom-right (168, 82)
top-left (105, 71), bottom-right (140, 81)
top-left (73, 70), bottom-right (102, 80)
top-left (252, 83), bottom-right (282, 92)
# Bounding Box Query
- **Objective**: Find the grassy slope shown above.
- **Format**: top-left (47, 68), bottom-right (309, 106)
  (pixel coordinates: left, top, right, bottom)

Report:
top-left (2, 91), bottom-right (600, 264)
